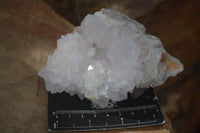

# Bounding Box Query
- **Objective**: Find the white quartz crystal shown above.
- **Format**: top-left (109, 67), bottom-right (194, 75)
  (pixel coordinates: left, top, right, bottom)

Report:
top-left (38, 9), bottom-right (183, 108)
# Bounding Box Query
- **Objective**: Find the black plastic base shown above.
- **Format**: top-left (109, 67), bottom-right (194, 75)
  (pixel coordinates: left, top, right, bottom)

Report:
top-left (48, 88), bottom-right (165, 131)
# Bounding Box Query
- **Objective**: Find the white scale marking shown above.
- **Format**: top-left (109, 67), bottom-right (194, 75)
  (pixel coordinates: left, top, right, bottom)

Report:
top-left (55, 105), bottom-right (160, 129)
top-left (153, 114), bottom-right (156, 121)
top-left (56, 105), bottom-right (156, 114)
top-left (89, 120), bottom-right (91, 127)
top-left (119, 112), bottom-right (122, 116)
top-left (121, 118), bottom-right (124, 125)
top-left (54, 122), bottom-right (56, 128)
top-left (106, 113), bottom-right (109, 117)
top-left (58, 120), bottom-right (157, 129)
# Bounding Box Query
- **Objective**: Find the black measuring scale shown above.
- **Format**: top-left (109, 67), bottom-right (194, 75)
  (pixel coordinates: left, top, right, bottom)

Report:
top-left (48, 88), bottom-right (165, 131)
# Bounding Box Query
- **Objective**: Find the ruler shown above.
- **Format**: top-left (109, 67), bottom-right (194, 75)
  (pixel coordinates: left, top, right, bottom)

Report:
top-left (48, 88), bottom-right (165, 131)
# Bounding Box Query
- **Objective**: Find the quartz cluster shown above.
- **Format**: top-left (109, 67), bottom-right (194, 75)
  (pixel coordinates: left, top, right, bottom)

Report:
top-left (38, 9), bottom-right (183, 108)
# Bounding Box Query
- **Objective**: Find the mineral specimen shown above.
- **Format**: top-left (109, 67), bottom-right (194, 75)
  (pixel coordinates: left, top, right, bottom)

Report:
top-left (38, 9), bottom-right (183, 108)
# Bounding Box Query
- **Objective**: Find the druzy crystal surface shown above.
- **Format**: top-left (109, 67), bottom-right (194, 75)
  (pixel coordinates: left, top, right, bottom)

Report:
top-left (38, 9), bottom-right (183, 108)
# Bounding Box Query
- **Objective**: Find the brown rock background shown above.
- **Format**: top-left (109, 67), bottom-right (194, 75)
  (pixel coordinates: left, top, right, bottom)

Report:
top-left (0, 0), bottom-right (200, 133)
top-left (0, 0), bottom-right (73, 132)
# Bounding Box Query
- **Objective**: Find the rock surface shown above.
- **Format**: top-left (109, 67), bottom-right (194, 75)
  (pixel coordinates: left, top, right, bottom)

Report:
top-left (137, 0), bottom-right (200, 132)
top-left (38, 9), bottom-right (183, 108)
top-left (0, 0), bottom-right (73, 132)
top-left (0, 0), bottom-right (172, 132)
top-left (2, 0), bottom-right (200, 132)
top-left (45, 0), bottom-right (160, 26)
